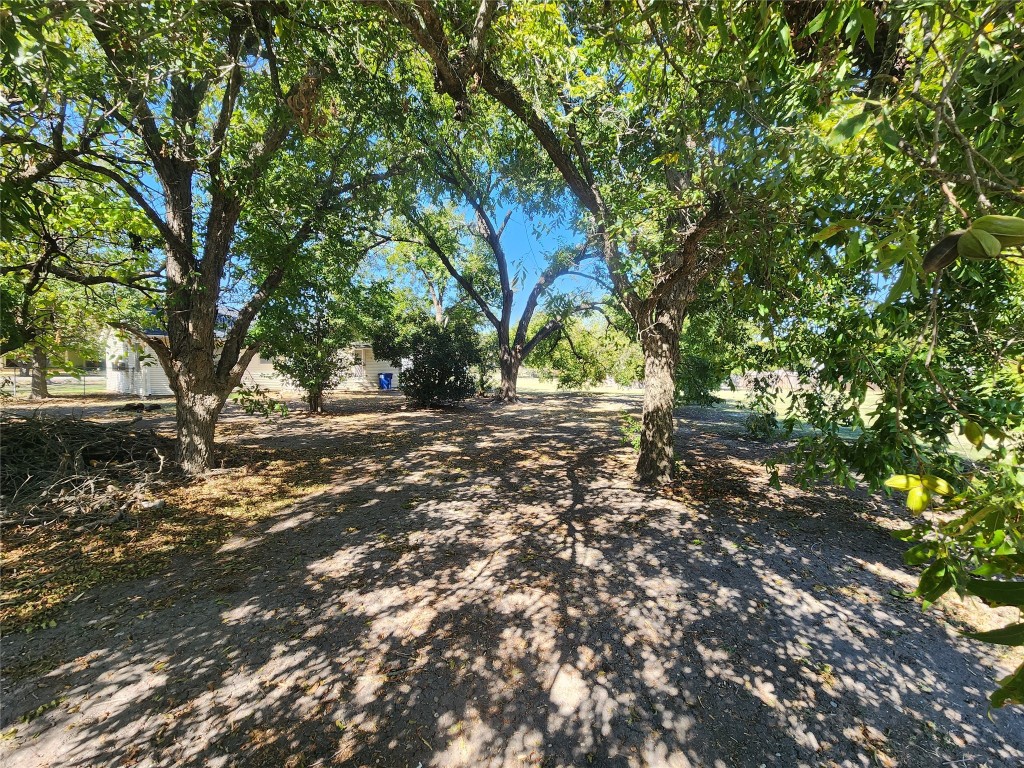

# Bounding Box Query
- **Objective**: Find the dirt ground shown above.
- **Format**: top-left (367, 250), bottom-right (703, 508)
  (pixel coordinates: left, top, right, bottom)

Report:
top-left (2, 392), bottom-right (1023, 768)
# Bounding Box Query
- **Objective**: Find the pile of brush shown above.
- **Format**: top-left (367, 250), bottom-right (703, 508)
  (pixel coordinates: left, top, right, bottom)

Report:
top-left (1, 415), bottom-right (174, 528)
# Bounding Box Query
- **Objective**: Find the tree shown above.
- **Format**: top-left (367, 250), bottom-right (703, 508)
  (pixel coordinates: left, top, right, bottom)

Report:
top-left (826, 3), bottom-right (1024, 707)
top-left (6, 285), bottom-right (107, 400)
top-left (0, 181), bottom-right (157, 396)
top-left (401, 201), bottom-right (598, 401)
top-left (3, 2), bottom-right (401, 472)
top-left (725, 2), bottom-right (1024, 706)
top-left (526, 311), bottom-right (643, 390)
top-left (255, 287), bottom-right (347, 414)
top-left (366, 1), bottom-right (822, 482)
top-left (675, 285), bottom-right (750, 406)
top-left (0, 177), bottom-right (160, 359)
top-left (254, 237), bottom-right (392, 413)
top-left (396, 98), bottom-right (600, 401)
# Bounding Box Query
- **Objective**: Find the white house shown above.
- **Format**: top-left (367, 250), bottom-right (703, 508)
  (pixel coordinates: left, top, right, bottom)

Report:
top-left (105, 334), bottom-right (174, 396)
top-left (105, 334), bottom-right (401, 397)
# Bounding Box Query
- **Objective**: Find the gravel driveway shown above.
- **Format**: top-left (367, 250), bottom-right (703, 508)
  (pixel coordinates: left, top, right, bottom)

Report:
top-left (2, 392), bottom-right (1022, 767)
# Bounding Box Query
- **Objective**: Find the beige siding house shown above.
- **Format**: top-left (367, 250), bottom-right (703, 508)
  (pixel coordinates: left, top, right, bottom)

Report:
top-left (105, 336), bottom-right (401, 397)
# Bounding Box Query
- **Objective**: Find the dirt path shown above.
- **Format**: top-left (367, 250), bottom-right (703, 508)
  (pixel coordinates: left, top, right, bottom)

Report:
top-left (2, 393), bottom-right (1022, 767)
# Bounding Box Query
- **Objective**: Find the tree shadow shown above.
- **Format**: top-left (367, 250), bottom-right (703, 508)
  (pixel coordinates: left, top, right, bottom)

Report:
top-left (2, 393), bottom-right (1021, 768)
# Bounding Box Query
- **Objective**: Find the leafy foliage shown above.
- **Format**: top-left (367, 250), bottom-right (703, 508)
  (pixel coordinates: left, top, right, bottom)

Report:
top-left (674, 293), bottom-right (748, 406)
top-left (4, 0), bottom-right (1024, 711)
top-left (675, 356), bottom-right (723, 407)
top-left (254, 252), bottom-right (388, 413)
top-left (374, 315), bottom-right (482, 408)
top-left (2, 0), bottom-right (404, 469)
top-left (727, 1), bottom-right (1024, 707)
top-left (526, 314), bottom-right (643, 390)
top-left (252, 283), bottom-right (355, 415)
top-left (229, 382), bottom-right (288, 420)
top-left (620, 413), bottom-right (642, 453)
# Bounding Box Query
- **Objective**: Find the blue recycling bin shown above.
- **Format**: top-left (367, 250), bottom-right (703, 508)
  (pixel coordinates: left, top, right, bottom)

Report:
top-left (378, 372), bottom-right (393, 390)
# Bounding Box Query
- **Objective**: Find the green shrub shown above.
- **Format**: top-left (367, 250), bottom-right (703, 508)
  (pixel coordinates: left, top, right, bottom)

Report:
top-left (381, 320), bottom-right (481, 407)
top-left (676, 354), bottom-right (725, 406)
top-left (745, 410), bottom-right (779, 440)
top-left (620, 413), bottom-right (642, 451)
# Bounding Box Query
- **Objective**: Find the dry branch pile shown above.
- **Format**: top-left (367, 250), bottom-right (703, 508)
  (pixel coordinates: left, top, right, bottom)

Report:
top-left (1, 415), bottom-right (174, 528)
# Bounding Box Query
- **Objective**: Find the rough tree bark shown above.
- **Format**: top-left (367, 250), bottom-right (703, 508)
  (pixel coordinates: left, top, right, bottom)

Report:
top-left (636, 321), bottom-right (681, 484)
top-left (174, 386), bottom-right (225, 475)
top-left (29, 345), bottom-right (49, 399)
top-left (497, 347), bottom-right (522, 402)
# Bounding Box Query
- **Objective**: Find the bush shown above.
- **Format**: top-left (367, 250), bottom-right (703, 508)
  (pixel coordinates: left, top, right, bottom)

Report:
top-left (676, 354), bottom-right (725, 406)
top-left (745, 410), bottom-right (779, 440)
top-left (394, 322), bottom-right (481, 407)
top-left (620, 413), bottom-right (642, 452)
top-left (253, 280), bottom-right (373, 414)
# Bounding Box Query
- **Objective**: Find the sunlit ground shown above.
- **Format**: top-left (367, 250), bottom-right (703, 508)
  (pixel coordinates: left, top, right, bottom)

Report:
top-left (1, 392), bottom-right (1021, 767)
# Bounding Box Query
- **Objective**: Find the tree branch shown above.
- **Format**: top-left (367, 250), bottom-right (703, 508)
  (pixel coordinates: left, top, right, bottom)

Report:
top-left (406, 208), bottom-right (501, 330)
top-left (111, 323), bottom-right (174, 379)
top-left (215, 166), bottom-right (402, 381)
top-left (514, 249), bottom-right (596, 349)
top-left (87, 12), bottom-right (169, 165)
top-left (64, 156), bottom-right (181, 252)
top-left (645, 192), bottom-right (729, 311)
top-left (209, 19), bottom-right (246, 186)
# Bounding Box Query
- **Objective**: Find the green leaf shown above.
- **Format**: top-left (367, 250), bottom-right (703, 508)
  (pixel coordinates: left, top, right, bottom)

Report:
top-left (967, 578), bottom-right (1024, 607)
top-left (965, 622), bottom-right (1024, 646)
top-left (803, 9), bottom-right (828, 36)
top-left (811, 218), bottom-right (859, 242)
top-left (891, 527), bottom-right (919, 541)
top-left (916, 559), bottom-right (954, 607)
top-left (826, 111), bottom-right (873, 146)
top-left (904, 542), bottom-right (938, 566)
top-left (875, 119), bottom-right (902, 152)
top-left (882, 264), bottom-right (914, 305)
top-left (991, 662), bottom-right (1024, 708)
top-left (859, 7), bottom-right (877, 49)
top-left (779, 22), bottom-right (791, 51)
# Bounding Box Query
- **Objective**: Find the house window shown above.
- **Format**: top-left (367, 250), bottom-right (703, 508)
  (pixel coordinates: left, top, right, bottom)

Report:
top-left (352, 350), bottom-right (364, 366)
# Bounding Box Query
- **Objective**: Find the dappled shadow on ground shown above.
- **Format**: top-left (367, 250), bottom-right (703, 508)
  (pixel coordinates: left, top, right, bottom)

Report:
top-left (3, 394), bottom-right (1022, 768)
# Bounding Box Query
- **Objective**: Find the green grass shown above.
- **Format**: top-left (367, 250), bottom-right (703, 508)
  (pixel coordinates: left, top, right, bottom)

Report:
top-left (515, 375), bottom-right (642, 396)
top-left (713, 386), bottom-right (978, 459)
top-left (4, 381), bottom-right (109, 398)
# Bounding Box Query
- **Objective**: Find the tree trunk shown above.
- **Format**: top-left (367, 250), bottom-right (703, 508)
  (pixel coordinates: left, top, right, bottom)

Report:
top-left (496, 348), bottom-right (521, 402)
top-left (636, 324), bottom-right (680, 485)
top-left (308, 389), bottom-right (324, 414)
top-left (29, 346), bottom-right (49, 399)
top-left (175, 386), bottom-right (226, 475)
